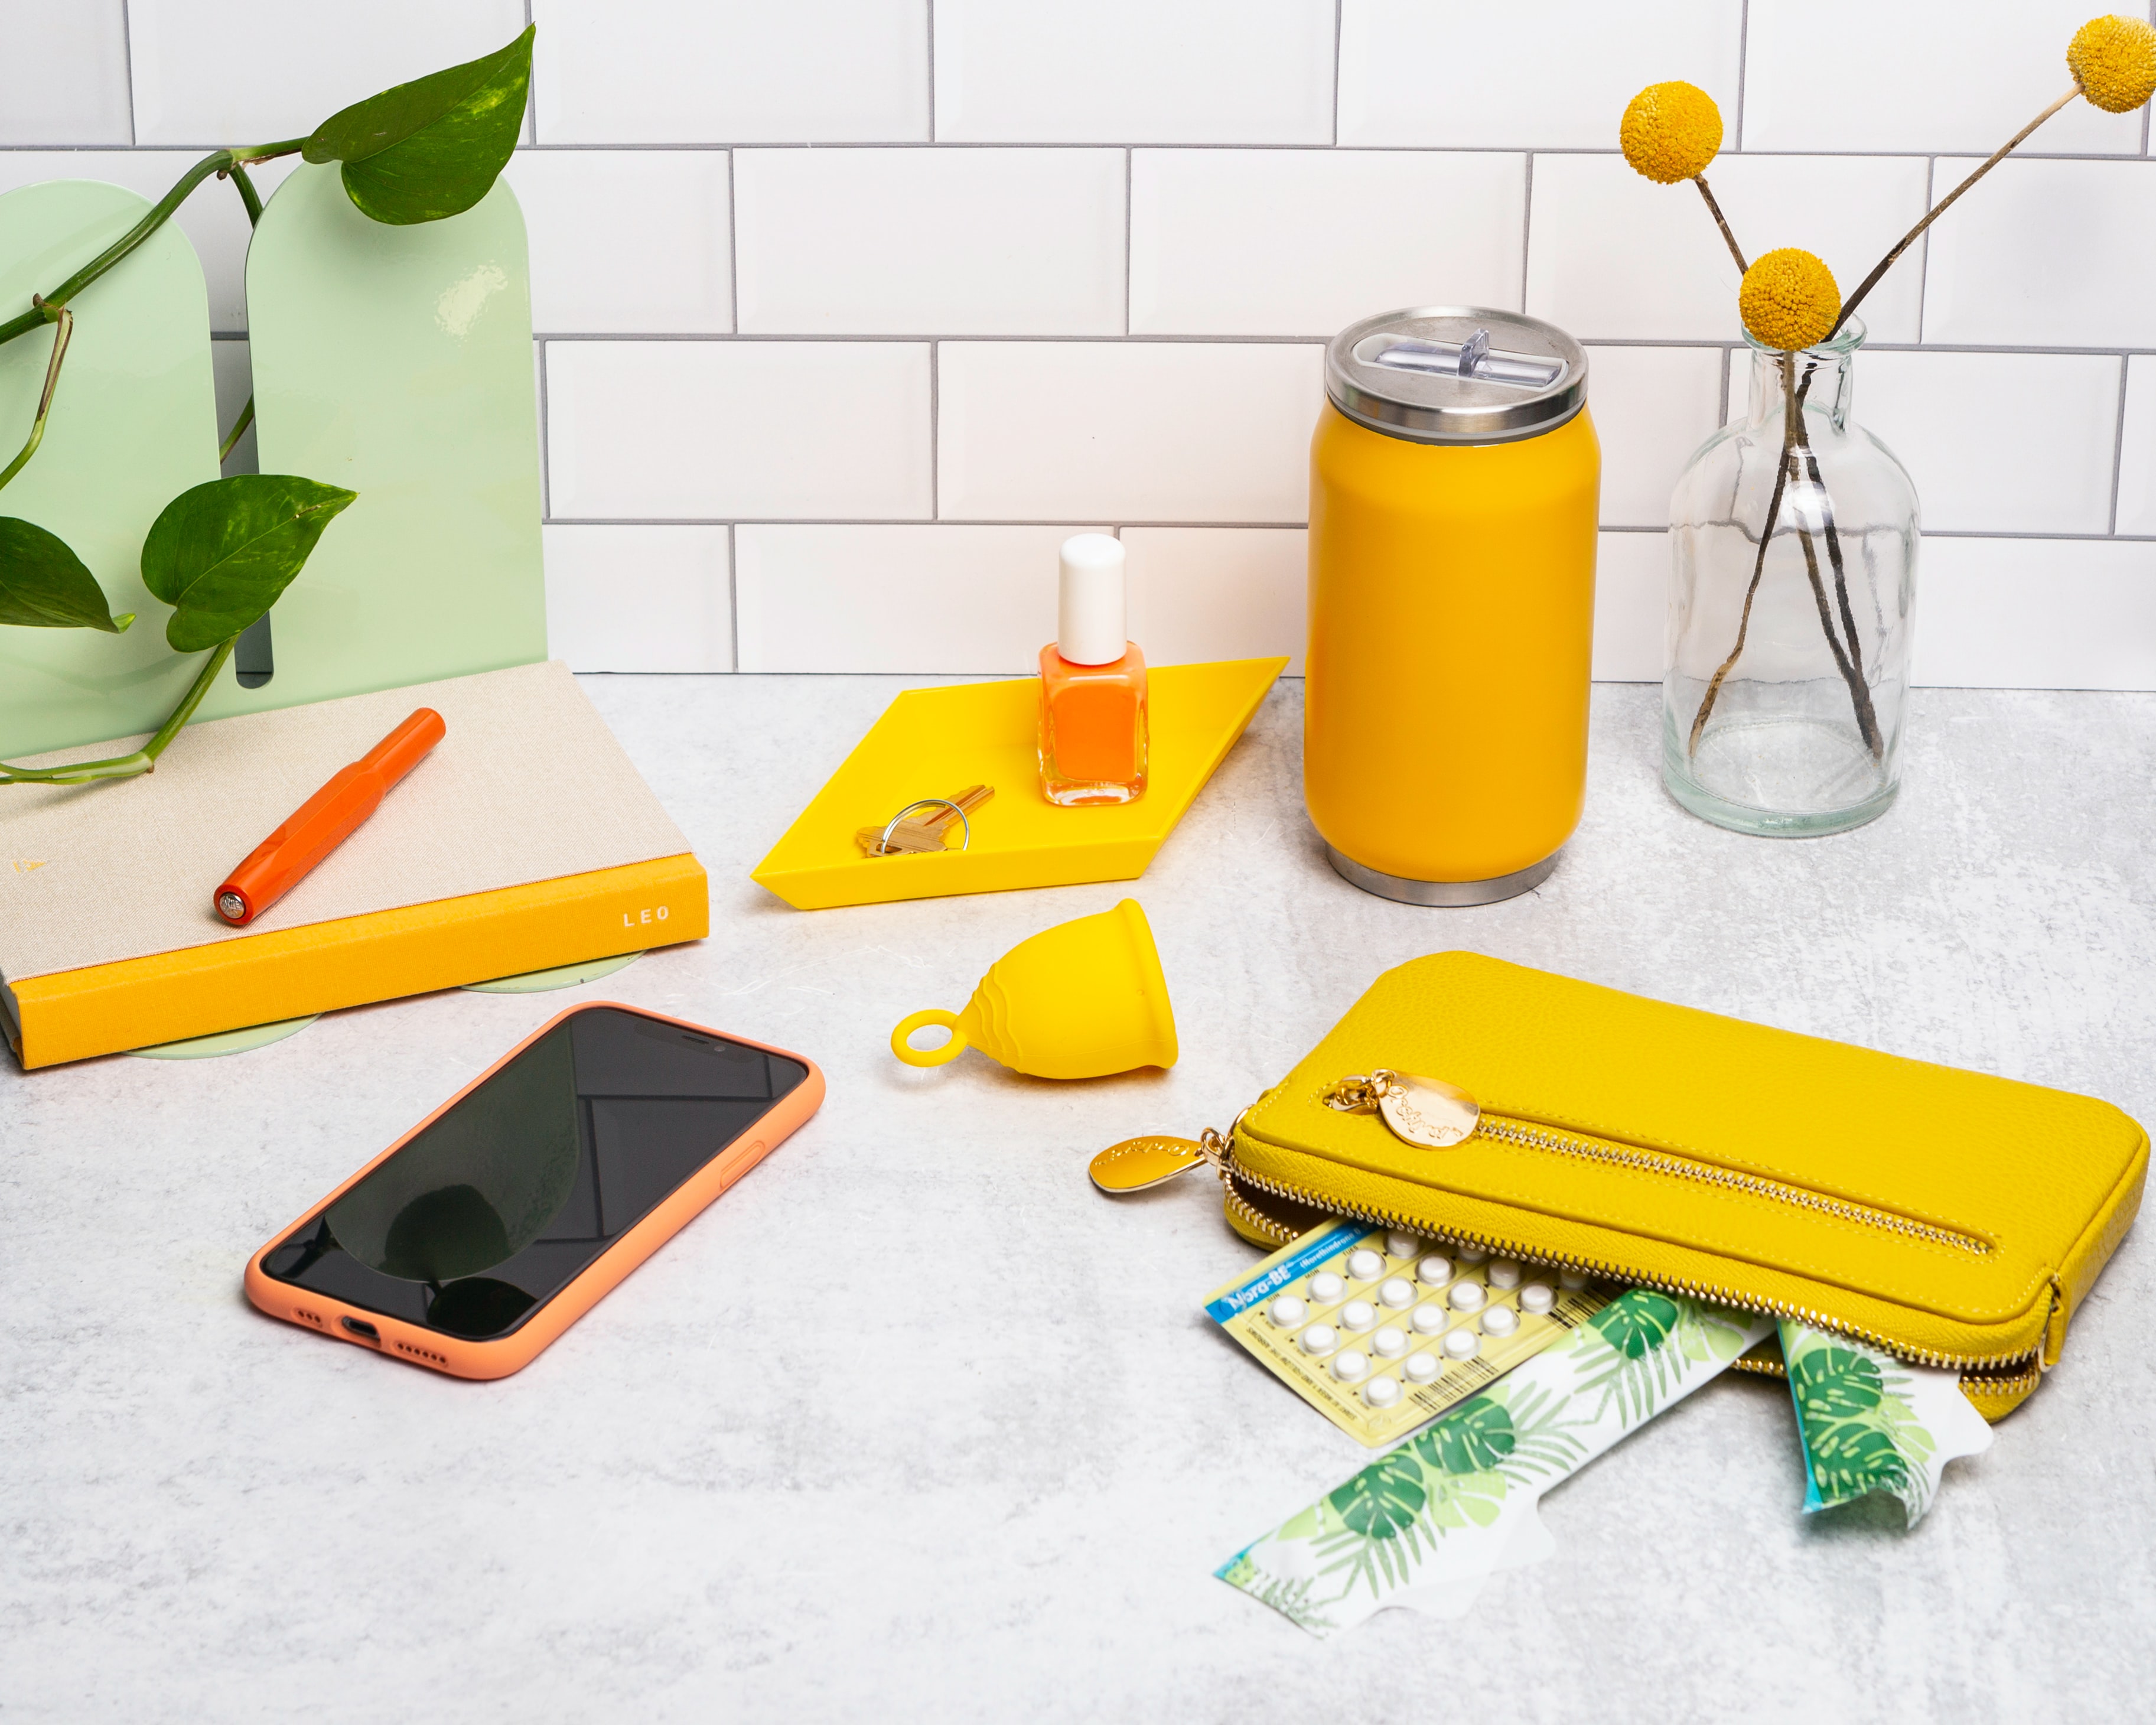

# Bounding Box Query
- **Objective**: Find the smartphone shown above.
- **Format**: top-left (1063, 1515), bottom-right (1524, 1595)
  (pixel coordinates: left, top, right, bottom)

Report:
top-left (245, 1002), bottom-right (824, 1379)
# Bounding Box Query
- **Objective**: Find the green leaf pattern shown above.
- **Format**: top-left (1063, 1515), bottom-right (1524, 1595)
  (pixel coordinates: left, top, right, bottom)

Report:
top-left (1779, 1320), bottom-right (1992, 1528)
top-left (1220, 1290), bottom-right (1772, 1637)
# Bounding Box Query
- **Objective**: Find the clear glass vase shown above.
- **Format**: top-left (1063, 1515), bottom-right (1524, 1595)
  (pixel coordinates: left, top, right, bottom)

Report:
top-left (1662, 320), bottom-right (1919, 836)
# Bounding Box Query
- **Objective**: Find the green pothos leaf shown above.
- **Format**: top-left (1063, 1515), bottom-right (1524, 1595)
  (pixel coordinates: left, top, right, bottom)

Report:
top-left (0, 516), bottom-right (131, 632)
top-left (1415, 1398), bottom-right (1517, 1476)
top-left (1327, 1449), bottom-right (1427, 1540)
top-left (140, 475), bottom-right (357, 651)
top-left (304, 25), bottom-right (534, 225)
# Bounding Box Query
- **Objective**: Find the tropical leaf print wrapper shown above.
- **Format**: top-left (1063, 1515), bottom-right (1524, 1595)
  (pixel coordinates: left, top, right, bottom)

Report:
top-left (1218, 1290), bottom-right (1770, 1637)
top-left (1779, 1320), bottom-right (1993, 1527)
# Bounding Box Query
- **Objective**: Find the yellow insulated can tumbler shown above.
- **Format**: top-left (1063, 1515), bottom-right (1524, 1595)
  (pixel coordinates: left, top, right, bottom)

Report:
top-left (1306, 307), bottom-right (1600, 904)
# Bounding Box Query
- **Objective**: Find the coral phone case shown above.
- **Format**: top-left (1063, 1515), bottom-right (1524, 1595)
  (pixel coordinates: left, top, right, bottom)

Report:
top-left (243, 1001), bottom-right (825, 1379)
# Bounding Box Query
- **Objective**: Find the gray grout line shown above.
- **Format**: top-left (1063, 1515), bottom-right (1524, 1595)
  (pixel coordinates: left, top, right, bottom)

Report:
top-left (728, 523), bottom-right (740, 672)
top-left (523, 0), bottom-right (538, 146)
top-left (929, 340), bottom-right (940, 518)
top-left (1718, 346), bottom-right (1732, 422)
top-left (926, 0), bottom-right (937, 141)
top-left (119, 1), bottom-right (137, 148)
top-left (1518, 153), bottom-right (1533, 310)
top-left (536, 337), bottom-right (552, 519)
top-left (2109, 354), bottom-right (2131, 536)
top-left (1734, 0), bottom-right (1749, 150)
top-left (536, 516), bottom-right (2156, 542)
top-left (1331, 0), bottom-right (1343, 148)
top-left (1122, 148), bottom-right (1133, 335)
top-left (724, 148), bottom-right (738, 333)
top-left (1917, 157), bottom-right (1934, 344)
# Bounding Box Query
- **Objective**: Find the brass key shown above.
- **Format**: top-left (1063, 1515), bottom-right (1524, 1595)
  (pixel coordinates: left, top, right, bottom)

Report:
top-left (856, 784), bottom-right (994, 855)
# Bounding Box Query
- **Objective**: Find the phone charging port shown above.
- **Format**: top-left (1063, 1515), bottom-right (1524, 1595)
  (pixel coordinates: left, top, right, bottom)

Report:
top-left (341, 1317), bottom-right (380, 1342)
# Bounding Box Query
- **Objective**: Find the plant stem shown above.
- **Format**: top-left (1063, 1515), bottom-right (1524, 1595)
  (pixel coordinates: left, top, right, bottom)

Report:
top-left (1787, 476), bottom-right (1883, 760)
top-left (1829, 86), bottom-right (2079, 339)
top-left (1692, 174), bottom-right (1747, 273)
top-left (219, 398), bottom-right (255, 463)
top-left (0, 304), bottom-right (73, 494)
top-left (1689, 355), bottom-right (1800, 756)
top-left (0, 139), bottom-right (306, 351)
top-left (0, 636), bottom-right (237, 786)
top-left (227, 161), bottom-right (265, 226)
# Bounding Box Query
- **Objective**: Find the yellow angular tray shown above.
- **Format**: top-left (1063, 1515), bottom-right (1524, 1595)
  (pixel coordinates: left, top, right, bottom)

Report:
top-left (752, 657), bottom-right (1287, 910)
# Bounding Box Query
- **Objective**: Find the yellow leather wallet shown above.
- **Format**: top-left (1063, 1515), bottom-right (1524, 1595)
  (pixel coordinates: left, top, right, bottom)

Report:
top-left (1209, 952), bottom-right (2145, 1421)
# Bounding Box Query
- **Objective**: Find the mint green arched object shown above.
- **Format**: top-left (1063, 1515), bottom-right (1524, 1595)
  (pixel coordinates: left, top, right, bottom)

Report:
top-left (0, 180), bottom-right (223, 759)
top-left (240, 162), bottom-right (546, 709)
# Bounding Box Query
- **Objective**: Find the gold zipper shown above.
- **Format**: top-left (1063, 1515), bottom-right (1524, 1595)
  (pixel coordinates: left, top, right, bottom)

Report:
top-left (1224, 1149), bottom-right (2043, 1376)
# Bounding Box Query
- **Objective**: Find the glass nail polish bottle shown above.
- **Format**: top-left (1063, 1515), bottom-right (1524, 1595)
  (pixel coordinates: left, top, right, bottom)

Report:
top-left (1038, 533), bottom-right (1148, 806)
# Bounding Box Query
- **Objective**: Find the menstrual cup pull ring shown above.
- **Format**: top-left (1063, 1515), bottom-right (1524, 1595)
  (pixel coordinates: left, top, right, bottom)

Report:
top-left (892, 1008), bottom-right (968, 1067)
top-left (885, 899), bottom-right (1178, 1080)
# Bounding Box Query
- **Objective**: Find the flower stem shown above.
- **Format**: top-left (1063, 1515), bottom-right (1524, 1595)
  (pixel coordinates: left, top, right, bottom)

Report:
top-left (0, 636), bottom-right (237, 786)
top-left (0, 303), bottom-right (73, 495)
top-left (1830, 86), bottom-right (2080, 339)
top-left (1692, 174), bottom-right (1747, 274)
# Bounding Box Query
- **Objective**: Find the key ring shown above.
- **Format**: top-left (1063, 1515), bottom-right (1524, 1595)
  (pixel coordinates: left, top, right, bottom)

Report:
top-left (880, 797), bottom-right (972, 852)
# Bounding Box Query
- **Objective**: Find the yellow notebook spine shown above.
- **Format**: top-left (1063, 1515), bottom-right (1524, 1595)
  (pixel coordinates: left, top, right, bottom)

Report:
top-left (5, 853), bottom-right (709, 1069)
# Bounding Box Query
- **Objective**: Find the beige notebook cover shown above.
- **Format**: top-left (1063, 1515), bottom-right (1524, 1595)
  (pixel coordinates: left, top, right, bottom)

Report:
top-left (0, 660), bottom-right (692, 988)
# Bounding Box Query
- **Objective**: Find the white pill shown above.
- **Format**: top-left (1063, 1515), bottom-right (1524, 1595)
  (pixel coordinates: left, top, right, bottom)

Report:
top-left (1371, 1326), bottom-right (1409, 1359)
top-left (1298, 1324), bottom-right (1338, 1356)
top-left (1444, 1328), bottom-right (1481, 1360)
top-left (1378, 1277), bottom-right (1415, 1310)
top-left (1267, 1295), bottom-right (1308, 1328)
top-left (1487, 1259), bottom-right (1523, 1290)
top-left (1346, 1249), bottom-right (1385, 1282)
top-left (1411, 1304), bottom-right (1448, 1335)
top-left (1404, 1353), bottom-right (1441, 1384)
top-left (1520, 1283), bottom-right (1556, 1315)
top-left (1416, 1255), bottom-right (1453, 1287)
top-left (1331, 1349), bottom-right (1370, 1382)
top-left (1308, 1272), bottom-right (1346, 1303)
top-left (1339, 1300), bottom-right (1377, 1332)
top-left (1363, 1375), bottom-right (1402, 1408)
top-left (1481, 1305), bottom-right (1520, 1337)
top-left (1559, 1268), bottom-right (1589, 1290)
top-left (1385, 1231), bottom-right (1419, 1259)
top-left (1448, 1280), bottom-right (1487, 1312)
top-left (1458, 1247), bottom-right (1489, 1265)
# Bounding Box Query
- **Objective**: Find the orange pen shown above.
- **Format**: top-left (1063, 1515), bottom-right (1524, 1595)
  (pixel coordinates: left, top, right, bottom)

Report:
top-left (214, 708), bottom-right (447, 926)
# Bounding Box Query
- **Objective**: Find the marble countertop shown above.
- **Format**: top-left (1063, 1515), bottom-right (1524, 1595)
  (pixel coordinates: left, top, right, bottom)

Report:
top-left (6, 677), bottom-right (2152, 1722)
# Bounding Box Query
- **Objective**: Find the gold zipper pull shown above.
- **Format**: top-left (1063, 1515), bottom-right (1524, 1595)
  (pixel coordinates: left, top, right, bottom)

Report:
top-left (1324, 1069), bottom-right (1481, 1149)
top-left (1089, 1126), bottom-right (1230, 1193)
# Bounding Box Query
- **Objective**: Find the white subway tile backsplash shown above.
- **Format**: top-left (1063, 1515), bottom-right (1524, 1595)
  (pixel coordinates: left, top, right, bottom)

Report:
top-left (937, 342), bottom-right (1324, 523)
top-left (934, 0), bottom-right (1335, 144)
top-left (1338, 1), bottom-right (1740, 150)
top-left (2113, 356), bottom-right (2156, 539)
top-left (1129, 151), bottom-right (1524, 338)
top-left (546, 341), bottom-right (932, 520)
top-left (1584, 347), bottom-right (1725, 529)
top-left (543, 524), bottom-right (734, 671)
top-left (1121, 528), bottom-right (1307, 671)
top-left (0, 3), bottom-right (131, 144)
top-left (506, 152), bottom-right (732, 334)
top-left (1859, 351), bottom-right (2121, 536)
top-left (1527, 154), bottom-right (1930, 344)
top-left (0, 151), bottom-right (297, 333)
top-left (1591, 530), bottom-right (1670, 682)
top-left (735, 525), bottom-right (1084, 672)
top-left (1922, 159), bottom-right (2156, 350)
top-left (532, 0), bottom-right (929, 143)
top-left (1744, 1), bottom-right (2143, 156)
top-left (129, 0), bottom-right (527, 144)
top-left (1914, 538), bottom-right (2156, 689)
top-left (735, 149), bottom-right (1123, 336)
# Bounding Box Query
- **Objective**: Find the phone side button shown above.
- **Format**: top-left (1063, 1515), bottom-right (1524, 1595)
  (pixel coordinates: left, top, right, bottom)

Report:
top-left (718, 1141), bottom-right (767, 1190)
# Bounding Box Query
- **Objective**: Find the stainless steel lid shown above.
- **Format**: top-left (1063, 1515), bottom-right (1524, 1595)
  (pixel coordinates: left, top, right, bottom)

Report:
top-left (1325, 306), bottom-right (1588, 445)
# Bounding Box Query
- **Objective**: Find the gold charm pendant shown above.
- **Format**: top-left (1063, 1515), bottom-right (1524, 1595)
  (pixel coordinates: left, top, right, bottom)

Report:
top-left (1089, 1134), bottom-right (1216, 1193)
top-left (1325, 1070), bottom-right (1481, 1148)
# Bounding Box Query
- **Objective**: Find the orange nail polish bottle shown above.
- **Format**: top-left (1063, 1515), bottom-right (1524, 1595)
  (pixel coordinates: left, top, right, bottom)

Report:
top-left (1037, 534), bottom-right (1148, 806)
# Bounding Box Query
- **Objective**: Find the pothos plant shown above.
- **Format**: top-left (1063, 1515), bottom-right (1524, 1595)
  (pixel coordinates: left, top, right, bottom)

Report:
top-left (0, 25), bottom-right (535, 788)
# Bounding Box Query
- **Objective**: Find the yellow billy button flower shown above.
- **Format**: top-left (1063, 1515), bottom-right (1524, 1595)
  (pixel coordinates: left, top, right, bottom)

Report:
top-left (1739, 249), bottom-right (1842, 352)
top-left (1619, 81), bottom-right (1723, 184)
top-left (2068, 14), bottom-right (2156, 112)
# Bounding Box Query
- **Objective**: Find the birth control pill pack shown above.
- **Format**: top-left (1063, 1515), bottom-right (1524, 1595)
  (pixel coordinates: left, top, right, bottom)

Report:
top-left (1203, 1218), bottom-right (1608, 1447)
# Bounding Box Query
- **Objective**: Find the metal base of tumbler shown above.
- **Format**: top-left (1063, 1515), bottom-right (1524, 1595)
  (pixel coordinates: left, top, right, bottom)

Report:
top-left (1323, 845), bottom-right (1561, 907)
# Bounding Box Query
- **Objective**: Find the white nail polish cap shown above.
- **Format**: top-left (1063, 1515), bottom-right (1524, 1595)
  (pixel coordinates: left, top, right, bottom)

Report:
top-left (1057, 533), bottom-right (1127, 666)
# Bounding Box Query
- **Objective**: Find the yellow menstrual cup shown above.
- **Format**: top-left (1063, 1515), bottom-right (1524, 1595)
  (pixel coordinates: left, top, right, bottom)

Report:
top-left (890, 899), bottom-right (1179, 1079)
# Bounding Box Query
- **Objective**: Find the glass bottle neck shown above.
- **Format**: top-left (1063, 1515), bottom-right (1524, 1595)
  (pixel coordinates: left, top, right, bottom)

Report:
top-left (1745, 343), bottom-right (1857, 437)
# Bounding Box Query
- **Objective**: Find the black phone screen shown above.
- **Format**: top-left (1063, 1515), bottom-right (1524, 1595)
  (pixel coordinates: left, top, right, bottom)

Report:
top-left (261, 1008), bottom-right (807, 1342)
